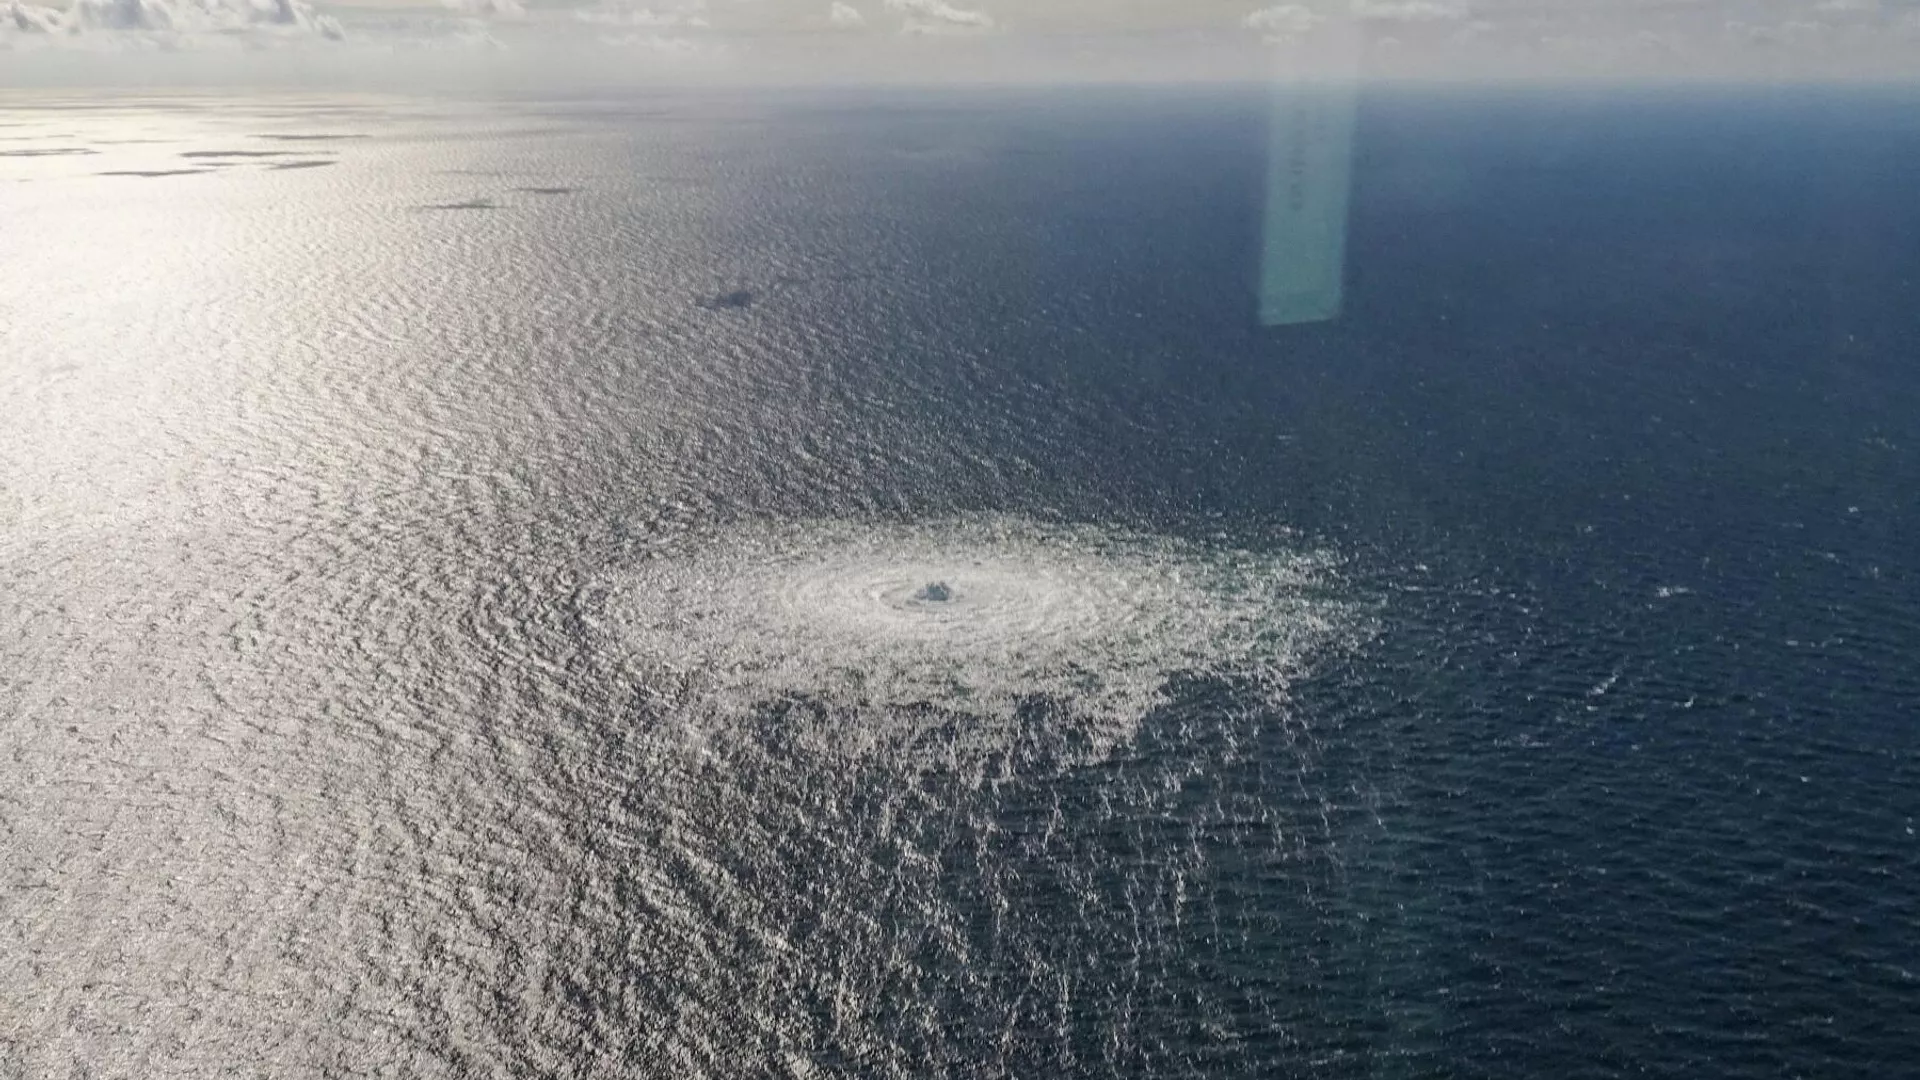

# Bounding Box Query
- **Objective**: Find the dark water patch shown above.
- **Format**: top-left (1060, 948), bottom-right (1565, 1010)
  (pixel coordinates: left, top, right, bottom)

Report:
top-left (514, 185), bottom-right (578, 195)
top-left (268, 160), bottom-right (337, 171)
top-left (254, 133), bottom-right (366, 142)
top-left (696, 288), bottom-right (757, 310)
top-left (694, 275), bottom-right (821, 309)
top-left (96, 168), bottom-right (213, 178)
top-left (414, 197), bottom-right (499, 211)
top-left (180, 150), bottom-right (293, 159)
top-left (0, 147), bottom-right (95, 157)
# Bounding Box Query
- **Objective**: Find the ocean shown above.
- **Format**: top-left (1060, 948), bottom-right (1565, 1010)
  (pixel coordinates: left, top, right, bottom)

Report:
top-left (2, 86), bottom-right (1917, 1078)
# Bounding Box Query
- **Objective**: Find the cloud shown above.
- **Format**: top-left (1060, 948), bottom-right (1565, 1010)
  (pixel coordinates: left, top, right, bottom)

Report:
top-left (7, 0), bottom-right (1920, 81)
top-left (1, 0), bottom-right (344, 43)
top-left (1244, 4), bottom-right (1321, 42)
top-left (68, 0), bottom-right (176, 31)
top-left (443, 0), bottom-right (525, 21)
top-left (601, 30), bottom-right (709, 51)
top-left (1737, 16), bottom-right (1825, 47)
top-left (569, 0), bottom-right (718, 56)
top-left (576, 0), bottom-right (710, 28)
top-left (9, 2), bottom-right (70, 32)
top-left (883, 0), bottom-right (992, 34)
top-left (1353, 0), bottom-right (1467, 23)
top-left (1242, 0), bottom-right (1463, 43)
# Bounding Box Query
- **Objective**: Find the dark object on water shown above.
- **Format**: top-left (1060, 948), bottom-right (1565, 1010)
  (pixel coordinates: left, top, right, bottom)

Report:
top-left (914, 582), bottom-right (953, 603)
top-left (699, 289), bottom-right (757, 310)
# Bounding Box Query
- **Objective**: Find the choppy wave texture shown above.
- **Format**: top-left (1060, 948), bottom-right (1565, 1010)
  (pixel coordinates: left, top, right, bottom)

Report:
top-left (592, 516), bottom-right (1358, 767)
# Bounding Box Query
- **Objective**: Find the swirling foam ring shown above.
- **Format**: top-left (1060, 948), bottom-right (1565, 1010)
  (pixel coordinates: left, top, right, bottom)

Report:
top-left (598, 517), bottom-right (1353, 766)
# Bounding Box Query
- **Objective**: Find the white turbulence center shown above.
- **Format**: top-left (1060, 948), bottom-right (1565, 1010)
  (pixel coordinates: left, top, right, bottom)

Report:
top-left (595, 515), bottom-right (1359, 765)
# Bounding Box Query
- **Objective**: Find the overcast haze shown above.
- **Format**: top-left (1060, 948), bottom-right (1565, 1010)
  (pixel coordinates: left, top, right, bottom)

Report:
top-left (4, 0), bottom-right (1919, 87)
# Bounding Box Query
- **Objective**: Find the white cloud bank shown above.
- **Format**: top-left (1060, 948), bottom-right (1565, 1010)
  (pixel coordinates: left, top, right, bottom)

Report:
top-left (6, 0), bottom-right (1920, 81)
top-left (8, 2), bottom-right (66, 31)
top-left (571, 0), bottom-right (714, 56)
top-left (575, 0), bottom-right (708, 28)
top-left (443, 0), bottom-right (524, 21)
top-left (4, 0), bottom-right (343, 40)
top-left (1244, 4), bottom-right (1321, 42)
top-left (1244, 0), bottom-right (1462, 41)
top-left (1352, 0), bottom-right (1465, 23)
top-left (884, 0), bottom-right (992, 35)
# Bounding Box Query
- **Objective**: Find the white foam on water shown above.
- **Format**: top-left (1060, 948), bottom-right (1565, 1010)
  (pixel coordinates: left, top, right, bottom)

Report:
top-left (595, 516), bottom-right (1359, 765)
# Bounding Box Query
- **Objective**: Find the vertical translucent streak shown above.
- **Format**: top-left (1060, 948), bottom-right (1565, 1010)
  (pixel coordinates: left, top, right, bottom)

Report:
top-left (1259, 27), bottom-right (1359, 327)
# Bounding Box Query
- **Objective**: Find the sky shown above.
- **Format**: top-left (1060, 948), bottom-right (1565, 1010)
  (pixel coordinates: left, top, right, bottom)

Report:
top-left (4, 0), bottom-right (1920, 86)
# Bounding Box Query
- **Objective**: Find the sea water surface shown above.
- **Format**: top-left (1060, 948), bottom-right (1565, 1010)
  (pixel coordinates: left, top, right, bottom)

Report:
top-left (2, 87), bottom-right (1918, 1078)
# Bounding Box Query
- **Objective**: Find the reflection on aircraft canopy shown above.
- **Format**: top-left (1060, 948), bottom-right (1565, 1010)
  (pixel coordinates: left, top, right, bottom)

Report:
top-left (1259, 29), bottom-right (1358, 327)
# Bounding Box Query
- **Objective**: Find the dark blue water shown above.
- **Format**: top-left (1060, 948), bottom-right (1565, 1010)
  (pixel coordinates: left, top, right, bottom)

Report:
top-left (2, 87), bottom-right (1917, 1077)
top-left (788, 88), bottom-right (1920, 1077)
top-left (1212, 88), bottom-right (1920, 1077)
